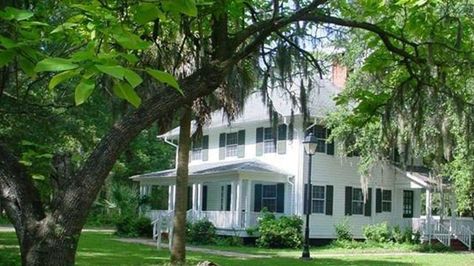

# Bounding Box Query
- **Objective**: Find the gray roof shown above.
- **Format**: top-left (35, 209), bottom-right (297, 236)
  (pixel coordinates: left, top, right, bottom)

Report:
top-left (160, 78), bottom-right (342, 138)
top-left (130, 159), bottom-right (292, 181)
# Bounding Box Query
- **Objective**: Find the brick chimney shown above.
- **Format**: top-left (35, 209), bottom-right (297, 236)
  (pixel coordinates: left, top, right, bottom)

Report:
top-left (331, 61), bottom-right (348, 88)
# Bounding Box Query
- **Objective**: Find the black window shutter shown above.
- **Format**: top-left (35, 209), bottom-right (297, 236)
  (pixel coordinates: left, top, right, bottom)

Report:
top-left (202, 185), bottom-right (208, 211)
top-left (237, 130), bottom-right (245, 158)
top-left (256, 127), bottom-right (264, 142)
top-left (226, 184), bottom-right (231, 211)
top-left (187, 186), bottom-right (192, 210)
top-left (276, 183), bottom-right (285, 213)
top-left (219, 133), bottom-right (226, 160)
top-left (365, 188), bottom-right (372, 216)
top-left (202, 135), bottom-right (209, 161)
top-left (256, 127), bottom-right (264, 156)
top-left (326, 185), bottom-right (334, 215)
top-left (345, 186), bottom-right (352, 215)
top-left (254, 184), bottom-right (262, 212)
top-left (376, 188), bottom-right (382, 213)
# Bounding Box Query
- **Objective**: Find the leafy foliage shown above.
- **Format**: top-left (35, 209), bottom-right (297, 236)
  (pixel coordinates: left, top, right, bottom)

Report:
top-left (255, 212), bottom-right (303, 248)
top-left (363, 222), bottom-right (391, 243)
top-left (186, 219), bottom-right (217, 245)
top-left (334, 218), bottom-right (353, 241)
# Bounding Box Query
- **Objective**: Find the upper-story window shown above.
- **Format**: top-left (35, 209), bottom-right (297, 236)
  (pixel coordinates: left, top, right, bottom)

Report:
top-left (225, 132), bottom-right (238, 157)
top-left (191, 135), bottom-right (208, 161)
top-left (307, 125), bottom-right (334, 155)
top-left (263, 128), bottom-right (276, 153)
top-left (256, 124), bottom-right (287, 156)
top-left (219, 130), bottom-right (245, 160)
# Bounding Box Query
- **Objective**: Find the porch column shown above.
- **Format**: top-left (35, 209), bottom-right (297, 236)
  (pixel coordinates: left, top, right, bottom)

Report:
top-left (197, 183), bottom-right (203, 211)
top-left (168, 185), bottom-right (174, 211)
top-left (192, 183), bottom-right (198, 211)
top-left (245, 180), bottom-right (252, 227)
top-left (230, 181), bottom-right (237, 227)
top-left (235, 179), bottom-right (242, 227)
top-left (172, 185), bottom-right (176, 211)
top-left (426, 188), bottom-right (432, 243)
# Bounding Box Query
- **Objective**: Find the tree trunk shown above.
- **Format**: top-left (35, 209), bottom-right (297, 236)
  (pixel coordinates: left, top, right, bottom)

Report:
top-left (170, 107), bottom-right (192, 265)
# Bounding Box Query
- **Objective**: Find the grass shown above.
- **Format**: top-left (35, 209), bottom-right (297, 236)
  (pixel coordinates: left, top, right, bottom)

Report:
top-left (1, 231), bottom-right (473, 265)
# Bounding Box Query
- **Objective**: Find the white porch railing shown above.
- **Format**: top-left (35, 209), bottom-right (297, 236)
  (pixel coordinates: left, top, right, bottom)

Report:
top-left (412, 216), bottom-right (473, 250)
top-left (150, 210), bottom-right (174, 250)
top-left (454, 225), bottom-right (472, 251)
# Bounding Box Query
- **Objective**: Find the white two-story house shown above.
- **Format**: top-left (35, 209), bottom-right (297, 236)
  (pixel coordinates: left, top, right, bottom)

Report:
top-left (131, 66), bottom-right (472, 249)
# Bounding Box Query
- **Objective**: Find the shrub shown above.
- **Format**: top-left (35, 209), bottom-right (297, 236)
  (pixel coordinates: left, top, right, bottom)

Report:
top-left (363, 222), bottom-right (391, 243)
top-left (187, 219), bottom-right (217, 245)
top-left (392, 225), bottom-right (404, 243)
top-left (215, 236), bottom-right (243, 246)
top-left (256, 213), bottom-right (303, 248)
top-left (334, 218), bottom-right (352, 241)
top-left (115, 215), bottom-right (152, 237)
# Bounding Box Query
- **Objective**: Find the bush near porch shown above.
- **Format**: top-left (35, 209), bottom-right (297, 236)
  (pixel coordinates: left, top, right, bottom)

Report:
top-left (255, 212), bottom-right (303, 248)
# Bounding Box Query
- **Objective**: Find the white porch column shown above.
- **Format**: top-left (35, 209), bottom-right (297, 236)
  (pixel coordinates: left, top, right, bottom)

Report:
top-left (192, 183), bottom-right (198, 211)
top-left (245, 180), bottom-right (252, 227)
top-left (168, 185), bottom-right (174, 211)
top-left (172, 185), bottom-right (176, 211)
top-left (235, 179), bottom-right (242, 227)
top-left (197, 183), bottom-right (203, 211)
top-left (230, 181), bottom-right (237, 227)
top-left (426, 188), bottom-right (432, 243)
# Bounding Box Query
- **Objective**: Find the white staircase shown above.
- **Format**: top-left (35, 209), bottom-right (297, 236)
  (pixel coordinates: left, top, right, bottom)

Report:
top-left (419, 218), bottom-right (472, 250)
top-left (151, 210), bottom-right (174, 250)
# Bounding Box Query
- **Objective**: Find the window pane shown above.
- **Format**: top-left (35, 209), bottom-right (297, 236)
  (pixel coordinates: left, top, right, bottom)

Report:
top-left (264, 127), bottom-right (274, 140)
top-left (262, 185), bottom-right (276, 197)
top-left (382, 202), bottom-right (391, 212)
top-left (226, 133), bottom-right (237, 145)
top-left (316, 139), bottom-right (326, 153)
top-left (314, 125), bottom-right (326, 139)
top-left (383, 190), bottom-right (392, 201)
top-left (192, 150), bottom-right (202, 160)
top-left (352, 202), bottom-right (364, 215)
top-left (226, 145), bottom-right (237, 157)
top-left (312, 200), bottom-right (324, 213)
top-left (264, 140), bottom-right (276, 153)
top-left (353, 188), bottom-right (363, 201)
top-left (262, 199), bottom-right (276, 212)
top-left (312, 186), bottom-right (325, 199)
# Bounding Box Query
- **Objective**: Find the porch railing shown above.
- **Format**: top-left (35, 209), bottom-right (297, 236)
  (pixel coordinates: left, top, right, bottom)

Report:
top-left (454, 224), bottom-right (472, 251)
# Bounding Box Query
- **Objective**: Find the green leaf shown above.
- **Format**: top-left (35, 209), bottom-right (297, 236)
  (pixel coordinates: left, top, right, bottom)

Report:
top-left (0, 7), bottom-right (34, 21)
top-left (123, 68), bottom-right (143, 88)
top-left (49, 70), bottom-right (79, 90)
top-left (163, 0), bottom-right (197, 17)
top-left (51, 22), bottom-right (77, 34)
top-left (18, 56), bottom-right (36, 78)
top-left (111, 30), bottom-right (150, 50)
top-left (0, 35), bottom-right (17, 49)
top-left (35, 58), bottom-right (79, 72)
top-left (146, 68), bottom-right (182, 93)
top-left (0, 50), bottom-right (15, 67)
top-left (32, 174), bottom-right (46, 180)
top-left (113, 81), bottom-right (142, 108)
top-left (19, 160), bottom-right (32, 166)
top-left (120, 53), bottom-right (139, 64)
top-left (132, 3), bottom-right (165, 25)
top-left (75, 79), bottom-right (95, 105)
top-left (96, 65), bottom-right (126, 80)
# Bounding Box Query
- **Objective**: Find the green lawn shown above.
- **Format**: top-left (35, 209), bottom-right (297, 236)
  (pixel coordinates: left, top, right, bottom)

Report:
top-left (1, 232), bottom-right (473, 265)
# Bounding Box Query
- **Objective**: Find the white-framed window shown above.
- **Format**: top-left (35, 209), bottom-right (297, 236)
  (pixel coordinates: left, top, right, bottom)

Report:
top-left (312, 185), bottom-right (325, 214)
top-left (191, 139), bottom-right (203, 161)
top-left (307, 125), bottom-right (334, 155)
top-left (382, 190), bottom-right (392, 212)
top-left (262, 185), bottom-right (277, 212)
top-left (263, 127), bottom-right (276, 153)
top-left (352, 188), bottom-right (364, 215)
top-left (225, 132), bottom-right (238, 157)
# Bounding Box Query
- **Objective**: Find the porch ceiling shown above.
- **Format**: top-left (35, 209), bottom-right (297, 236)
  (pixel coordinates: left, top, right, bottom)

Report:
top-left (130, 159), bottom-right (292, 184)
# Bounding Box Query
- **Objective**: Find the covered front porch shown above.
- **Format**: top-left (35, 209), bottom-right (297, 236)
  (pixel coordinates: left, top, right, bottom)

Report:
top-left (132, 160), bottom-right (294, 233)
